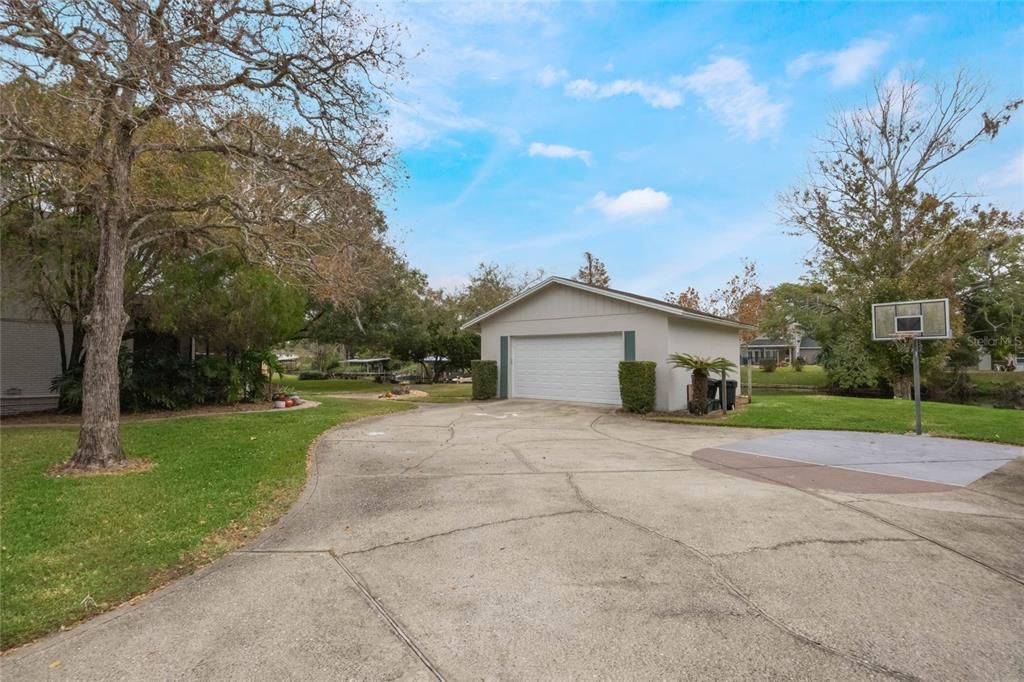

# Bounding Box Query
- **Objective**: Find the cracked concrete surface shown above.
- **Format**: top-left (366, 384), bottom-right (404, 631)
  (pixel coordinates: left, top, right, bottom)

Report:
top-left (3, 400), bottom-right (1022, 681)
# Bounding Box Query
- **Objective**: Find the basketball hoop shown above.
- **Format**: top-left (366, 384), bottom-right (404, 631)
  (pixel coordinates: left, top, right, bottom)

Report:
top-left (871, 298), bottom-right (951, 437)
top-left (892, 331), bottom-right (920, 354)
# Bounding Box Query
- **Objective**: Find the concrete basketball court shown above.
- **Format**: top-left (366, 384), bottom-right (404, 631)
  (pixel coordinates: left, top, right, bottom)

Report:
top-left (705, 430), bottom-right (1022, 488)
top-left (4, 400), bottom-right (1023, 681)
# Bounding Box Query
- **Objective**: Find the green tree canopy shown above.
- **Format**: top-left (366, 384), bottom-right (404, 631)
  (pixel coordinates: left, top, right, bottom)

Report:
top-left (778, 73), bottom-right (1022, 397)
top-left (144, 254), bottom-right (306, 354)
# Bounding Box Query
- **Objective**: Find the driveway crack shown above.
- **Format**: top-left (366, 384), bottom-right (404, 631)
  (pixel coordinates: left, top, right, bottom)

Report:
top-left (400, 420), bottom-right (457, 474)
top-left (504, 443), bottom-right (541, 472)
top-left (709, 537), bottom-right (925, 557)
top-left (565, 473), bottom-right (920, 681)
top-left (329, 551), bottom-right (447, 681)
top-left (591, 416), bottom-right (1024, 588)
top-left (341, 510), bottom-right (591, 557)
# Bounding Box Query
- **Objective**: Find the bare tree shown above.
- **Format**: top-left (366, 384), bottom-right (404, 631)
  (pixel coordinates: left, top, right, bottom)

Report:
top-left (0, 1), bottom-right (402, 469)
top-left (779, 72), bottom-right (1021, 397)
top-left (574, 251), bottom-right (610, 288)
top-left (666, 259), bottom-right (765, 342)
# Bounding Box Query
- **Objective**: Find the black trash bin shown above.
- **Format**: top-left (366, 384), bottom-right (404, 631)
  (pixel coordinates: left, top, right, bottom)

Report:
top-left (706, 378), bottom-right (721, 409)
top-left (725, 380), bottom-right (738, 410)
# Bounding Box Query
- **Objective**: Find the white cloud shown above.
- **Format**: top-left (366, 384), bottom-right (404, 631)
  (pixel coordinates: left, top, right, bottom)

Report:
top-left (672, 57), bottom-right (785, 140)
top-left (589, 188), bottom-right (672, 220)
top-left (564, 78), bottom-right (682, 109)
top-left (561, 57), bottom-right (782, 139)
top-left (565, 78), bottom-right (599, 97)
top-left (978, 150), bottom-right (1024, 190)
top-left (431, 1), bottom-right (557, 28)
top-left (537, 65), bottom-right (569, 87)
top-left (787, 37), bottom-right (891, 86)
top-left (528, 142), bottom-right (593, 165)
top-left (377, 3), bottom-right (538, 148)
top-left (388, 94), bottom-right (489, 149)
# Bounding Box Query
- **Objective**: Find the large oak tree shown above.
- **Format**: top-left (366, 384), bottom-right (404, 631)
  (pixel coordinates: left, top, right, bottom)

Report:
top-left (0, 1), bottom-right (402, 469)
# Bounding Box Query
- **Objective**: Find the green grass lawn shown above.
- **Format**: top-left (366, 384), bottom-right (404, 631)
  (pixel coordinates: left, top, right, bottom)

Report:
top-left (967, 370), bottom-right (1024, 394)
top-left (413, 383), bottom-right (472, 402)
top-left (280, 374), bottom-right (473, 403)
top-left (0, 398), bottom-right (413, 650)
top-left (747, 364), bottom-right (828, 386)
top-left (650, 393), bottom-right (1024, 445)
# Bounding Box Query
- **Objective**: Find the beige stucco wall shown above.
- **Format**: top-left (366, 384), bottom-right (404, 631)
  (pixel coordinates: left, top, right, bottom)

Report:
top-left (477, 283), bottom-right (741, 411)
top-left (667, 318), bottom-right (742, 411)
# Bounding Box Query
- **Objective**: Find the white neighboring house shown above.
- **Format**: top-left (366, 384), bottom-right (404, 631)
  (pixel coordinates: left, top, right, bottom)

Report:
top-left (976, 350), bottom-right (1024, 371)
top-left (747, 334), bottom-right (822, 364)
top-left (1, 293), bottom-right (74, 416)
top-left (461, 276), bottom-right (751, 411)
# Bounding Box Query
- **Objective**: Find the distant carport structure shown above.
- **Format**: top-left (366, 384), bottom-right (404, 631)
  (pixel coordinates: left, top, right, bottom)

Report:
top-left (337, 357), bottom-right (390, 380)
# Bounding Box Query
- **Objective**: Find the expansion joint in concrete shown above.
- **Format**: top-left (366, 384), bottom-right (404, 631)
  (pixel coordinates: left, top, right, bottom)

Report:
top-left (329, 551), bottom-right (447, 682)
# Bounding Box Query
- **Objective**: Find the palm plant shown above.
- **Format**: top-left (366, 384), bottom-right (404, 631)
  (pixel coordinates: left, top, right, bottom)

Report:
top-left (667, 353), bottom-right (738, 415)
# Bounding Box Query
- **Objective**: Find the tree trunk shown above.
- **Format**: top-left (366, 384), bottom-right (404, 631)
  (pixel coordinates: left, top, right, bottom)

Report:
top-left (892, 375), bottom-right (912, 400)
top-left (690, 371), bottom-right (709, 415)
top-left (69, 143), bottom-right (131, 468)
top-left (69, 322), bottom-right (86, 371)
top-left (53, 317), bottom-right (68, 374)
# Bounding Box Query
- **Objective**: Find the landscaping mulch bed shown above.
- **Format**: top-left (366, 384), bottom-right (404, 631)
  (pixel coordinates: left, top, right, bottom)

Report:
top-left (637, 395), bottom-right (751, 421)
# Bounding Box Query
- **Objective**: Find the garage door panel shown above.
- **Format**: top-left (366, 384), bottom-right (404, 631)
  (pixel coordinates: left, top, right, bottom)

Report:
top-left (511, 333), bottom-right (622, 405)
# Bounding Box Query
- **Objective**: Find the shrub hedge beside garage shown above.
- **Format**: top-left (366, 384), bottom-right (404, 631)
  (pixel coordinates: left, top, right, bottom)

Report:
top-left (472, 360), bottom-right (498, 399)
top-left (619, 361), bottom-right (657, 413)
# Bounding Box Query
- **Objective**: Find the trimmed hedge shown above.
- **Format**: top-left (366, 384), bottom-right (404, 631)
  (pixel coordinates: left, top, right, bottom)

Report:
top-left (298, 370), bottom-right (326, 380)
top-left (471, 360), bottom-right (498, 400)
top-left (619, 361), bottom-right (657, 413)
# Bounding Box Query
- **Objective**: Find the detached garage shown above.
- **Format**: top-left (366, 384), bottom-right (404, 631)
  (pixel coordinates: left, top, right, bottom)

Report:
top-left (461, 276), bottom-right (749, 411)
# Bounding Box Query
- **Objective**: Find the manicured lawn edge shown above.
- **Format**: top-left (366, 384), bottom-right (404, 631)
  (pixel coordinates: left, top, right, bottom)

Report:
top-left (0, 398), bottom-right (415, 650)
top-left (647, 414), bottom-right (1023, 446)
top-left (646, 394), bottom-right (1023, 446)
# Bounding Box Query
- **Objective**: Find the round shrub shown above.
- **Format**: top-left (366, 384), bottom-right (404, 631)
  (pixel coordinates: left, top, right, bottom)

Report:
top-left (618, 361), bottom-right (657, 413)
top-left (759, 357), bottom-right (778, 373)
top-left (471, 360), bottom-right (498, 400)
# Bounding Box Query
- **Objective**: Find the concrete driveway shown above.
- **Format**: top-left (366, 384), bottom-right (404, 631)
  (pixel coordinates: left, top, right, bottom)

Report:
top-left (4, 401), bottom-right (1023, 680)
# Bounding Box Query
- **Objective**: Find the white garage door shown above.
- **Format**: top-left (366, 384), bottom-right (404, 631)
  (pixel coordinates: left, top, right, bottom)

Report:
top-left (510, 333), bottom-right (622, 405)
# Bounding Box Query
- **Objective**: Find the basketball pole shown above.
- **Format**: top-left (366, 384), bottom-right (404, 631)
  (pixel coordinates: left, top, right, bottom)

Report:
top-left (912, 338), bottom-right (922, 436)
top-left (746, 347), bottom-right (752, 404)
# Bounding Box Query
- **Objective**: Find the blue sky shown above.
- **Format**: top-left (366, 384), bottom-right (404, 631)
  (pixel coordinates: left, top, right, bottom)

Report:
top-left (378, 1), bottom-right (1024, 298)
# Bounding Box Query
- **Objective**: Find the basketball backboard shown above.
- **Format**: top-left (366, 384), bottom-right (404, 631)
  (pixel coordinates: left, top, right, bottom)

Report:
top-left (871, 298), bottom-right (950, 341)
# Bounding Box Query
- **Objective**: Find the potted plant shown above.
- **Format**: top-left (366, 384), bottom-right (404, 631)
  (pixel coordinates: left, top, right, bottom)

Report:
top-left (273, 392), bottom-right (288, 409)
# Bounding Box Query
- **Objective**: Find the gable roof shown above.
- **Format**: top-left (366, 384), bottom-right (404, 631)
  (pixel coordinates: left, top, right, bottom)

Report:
top-left (749, 337), bottom-right (790, 347)
top-left (460, 276), bottom-right (753, 330)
